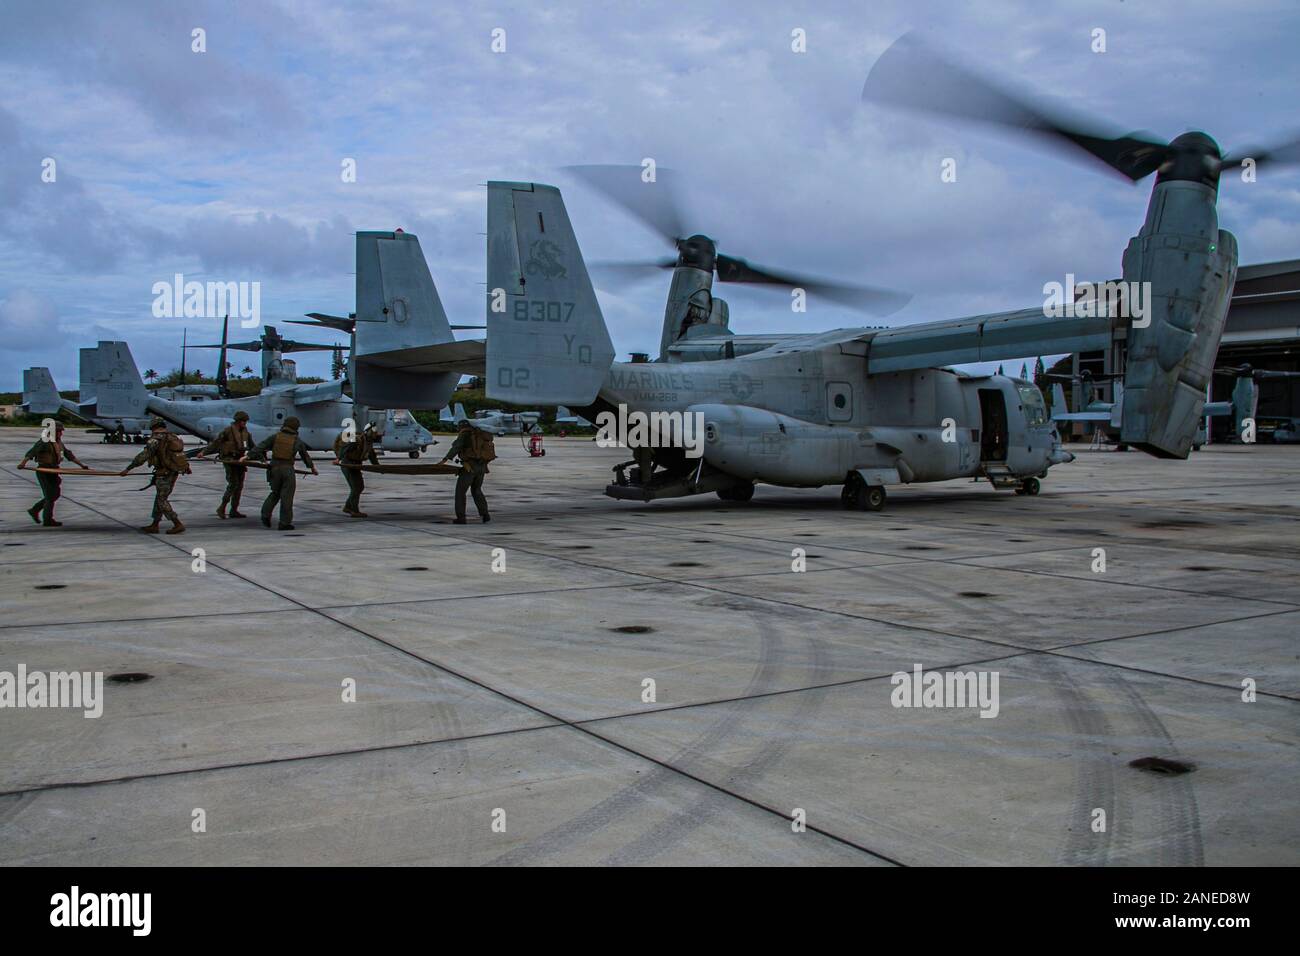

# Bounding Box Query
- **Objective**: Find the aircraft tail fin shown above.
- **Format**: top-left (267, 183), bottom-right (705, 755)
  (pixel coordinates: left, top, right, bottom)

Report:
top-left (1231, 375), bottom-right (1257, 438)
top-left (78, 347), bottom-right (100, 407)
top-left (438, 402), bottom-right (469, 422)
top-left (352, 230), bottom-right (460, 409)
top-left (22, 368), bottom-right (62, 415)
top-left (485, 181), bottom-right (614, 404)
top-left (93, 341), bottom-right (152, 419)
top-left (1049, 384), bottom-right (1068, 419)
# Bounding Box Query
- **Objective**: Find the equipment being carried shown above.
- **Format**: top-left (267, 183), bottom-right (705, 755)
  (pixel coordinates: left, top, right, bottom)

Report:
top-left (224, 459), bottom-right (315, 477)
top-left (337, 461), bottom-right (461, 475)
top-left (30, 467), bottom-right (124, 476)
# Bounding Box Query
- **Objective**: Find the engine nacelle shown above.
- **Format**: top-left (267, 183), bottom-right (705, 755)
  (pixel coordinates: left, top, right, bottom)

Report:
top-left (1120, 180), bottom-right (1238, 458)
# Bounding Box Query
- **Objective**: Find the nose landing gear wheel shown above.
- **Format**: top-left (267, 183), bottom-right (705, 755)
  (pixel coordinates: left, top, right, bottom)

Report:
top-left (1016, 477), bottom-right (1041, 496)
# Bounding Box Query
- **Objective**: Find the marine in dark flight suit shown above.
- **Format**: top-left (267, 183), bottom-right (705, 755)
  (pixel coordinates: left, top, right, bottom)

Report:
top-left (250, 416), bottom-right (317, 530)
top-left (18, 423), bottom-right (89, 526)
top-left (333, 422), bottom-right (380, 517)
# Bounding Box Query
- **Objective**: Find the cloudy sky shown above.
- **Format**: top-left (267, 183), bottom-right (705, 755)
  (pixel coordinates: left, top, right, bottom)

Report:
top-left (2, 0), bottom-right (1298, 391)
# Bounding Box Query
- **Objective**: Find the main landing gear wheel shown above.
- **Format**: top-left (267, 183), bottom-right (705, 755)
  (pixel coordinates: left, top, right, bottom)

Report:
top-left (717, 483), bottom-right (755, 502)
top-left (842, 475), bottom-right (886, 511)
top-left (408, 450), bottom-right (420, 459)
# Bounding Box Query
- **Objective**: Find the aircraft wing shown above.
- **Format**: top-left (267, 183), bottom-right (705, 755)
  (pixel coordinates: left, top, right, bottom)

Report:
top-left (1052, 410), bottom-right (1113, 422)
top-left (762, 308), bottom-right (1115, 373)
top-left (866, 308), bottom-right (1114, 372)
top-left (358, 339), bottom-right (486, 376)
top-left (286, 380), bottom-right (348, 405)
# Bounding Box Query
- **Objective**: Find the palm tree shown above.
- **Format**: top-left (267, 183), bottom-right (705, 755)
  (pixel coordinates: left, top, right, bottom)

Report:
top-left (241, 366), bottom-right (253, 377)
top-left (143, 368), bottom-right (158, 384)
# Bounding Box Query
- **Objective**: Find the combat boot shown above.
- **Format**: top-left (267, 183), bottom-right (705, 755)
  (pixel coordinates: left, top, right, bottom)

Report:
top-left (43, 519), bottom-right (63, 527)
top-left (166, 520), bottom-right (186, 535)
top-left (27, 503), bottom-right (42, 524)
top-left (216, 502), bottom-right (227, 519)
top-left (140, 522), bottom-right (161, 534)
top-left (229, 510), bottom-right (246, 518)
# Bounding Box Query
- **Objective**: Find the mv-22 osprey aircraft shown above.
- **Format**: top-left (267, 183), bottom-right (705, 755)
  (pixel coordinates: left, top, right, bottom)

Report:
top-left (471, 35), bottom-right (1299, 510)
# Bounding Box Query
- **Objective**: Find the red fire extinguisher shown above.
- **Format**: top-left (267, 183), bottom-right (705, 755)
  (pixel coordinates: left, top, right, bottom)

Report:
top-left (528, 431), bottom-right (545, 457)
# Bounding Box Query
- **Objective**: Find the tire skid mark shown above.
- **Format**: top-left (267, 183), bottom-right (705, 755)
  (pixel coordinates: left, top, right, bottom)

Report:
top-left (1102, 670), bottom-right (1205, 866)
top-left (486, 605), bottom-right (792, 865)
top-left (1035, 655), bottom-right (1118, 866)
top-left (599, 621), bottom-right (834, 865)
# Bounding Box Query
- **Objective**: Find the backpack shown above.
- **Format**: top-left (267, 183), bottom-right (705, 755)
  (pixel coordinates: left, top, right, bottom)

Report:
top-left (466, 428), bottom-right (497, 463)
top-left (150, 434), bottom-right (191, 474)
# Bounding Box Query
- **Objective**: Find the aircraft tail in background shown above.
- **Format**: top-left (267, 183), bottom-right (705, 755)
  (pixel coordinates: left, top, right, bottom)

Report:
top-left (438, 402), bottom-right (467, 422)
top-left (92, 341), bottom-right (154, 420)
top-left (351, 230), bottom-right (470, 410)
top-left (21, 368), bottom-right (63, 415)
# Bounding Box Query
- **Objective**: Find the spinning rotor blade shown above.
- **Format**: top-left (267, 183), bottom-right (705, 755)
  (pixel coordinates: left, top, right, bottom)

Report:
top-left (1220, 134), bottom-right (1300, 172)
top-left (714, 253), bottom-right (911, 314)
top-left (588, 258), bottom-right (678, 288)
top-left (216, 314), bottom-right (230, 398)
top-left (292, 312), bottom-right (356, 332)
top-left (862, 32), bottom-right (1170, 182)
top-left (563, 164), bottom-right (686, 246)
top-left (193, 340), bottom-right (262, 352)
top-left (570, 165), bottom-right (909, 314)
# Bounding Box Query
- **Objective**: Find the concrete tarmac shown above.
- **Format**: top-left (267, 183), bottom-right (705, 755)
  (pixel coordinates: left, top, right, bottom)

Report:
top-left (1, 427), bottom-right (1296, 865)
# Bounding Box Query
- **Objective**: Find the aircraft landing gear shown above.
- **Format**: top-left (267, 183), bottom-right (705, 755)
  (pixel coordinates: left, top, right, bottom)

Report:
top-left (408, 450), bottom-right (420, 459)
top-left (1014, 477), bottom-right (1041, 496)
top-left (717, 482), bottom-right (755, 502)
top-left (842, 475), bottom-right (886, 511)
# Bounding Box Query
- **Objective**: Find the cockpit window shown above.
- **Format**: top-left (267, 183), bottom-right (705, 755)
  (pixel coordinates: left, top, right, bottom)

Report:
top-left (1016, 383), bottom-right (1048, 426)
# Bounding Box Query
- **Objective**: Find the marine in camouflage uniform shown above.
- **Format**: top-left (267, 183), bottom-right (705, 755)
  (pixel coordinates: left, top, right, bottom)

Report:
top-left (333, 421), bottom-right (380, 517)
top-left (194, 410), bottom-right (255, 518)
top-left (18, 422), bottom-right (89, 526)
top-left (121, 418), bottom-right (190, 534)
top-left (251, 416), bottom-right (317, 530)
top-left (439, 419), bottom-right (492, 524)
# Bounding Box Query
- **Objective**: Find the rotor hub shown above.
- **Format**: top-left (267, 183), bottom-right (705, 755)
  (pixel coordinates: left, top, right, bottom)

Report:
top-left (675, 234), bottom-right (717, 273)
top-left (1157, 131), bottom-right (1223, 190)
